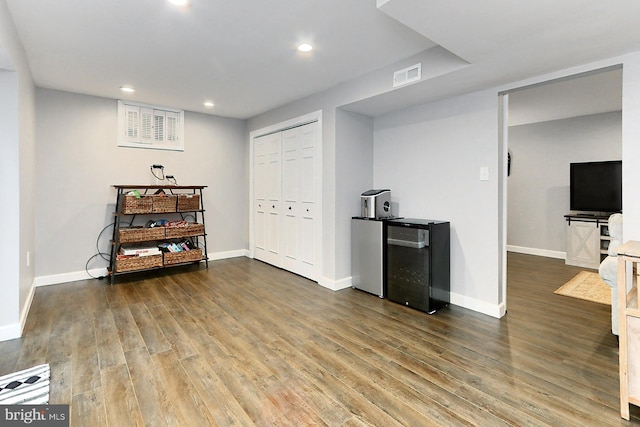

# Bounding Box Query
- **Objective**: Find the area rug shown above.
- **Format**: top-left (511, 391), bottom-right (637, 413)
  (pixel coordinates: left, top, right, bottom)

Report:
top-left (0, 364), bottom-right (50, 405)
top-left (554, 271), bottom-right (611, 305)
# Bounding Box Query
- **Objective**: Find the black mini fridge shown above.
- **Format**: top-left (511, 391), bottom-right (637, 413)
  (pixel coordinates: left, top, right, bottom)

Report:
top-left (386, 218), bottom-right (450, 314)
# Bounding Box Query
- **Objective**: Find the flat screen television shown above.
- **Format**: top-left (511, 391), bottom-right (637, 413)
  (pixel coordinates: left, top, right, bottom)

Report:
top-left (570, 160), bottom-right (622, 213)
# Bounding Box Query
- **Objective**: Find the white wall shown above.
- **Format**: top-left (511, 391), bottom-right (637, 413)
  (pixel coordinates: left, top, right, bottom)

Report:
top-left (499, 52), bottom-right (640, 256)
top-left (27, 51), bottom-right (640, 327)
top-left (0, 0), bottom-right (37, 341)
top-left (0, 70), bottom-right (20, 339)
top-left (18, 64), bottom-right (36, 331)
top-left (28, 51), bottom-right (636, 327)
top-left (35, 89), bottom-right (247, 280)
top-left (247, 46), bottom-right (470, 285)
top-left (7, 16), bottom-right (640, 335)
top-left (622, 53), bottom-right (640, 241)
top-left (507, 111), bottom-right (622, 256)
top-left (335, 109), bottom-right (374, 280)
top-left (374, 89), bottom-right (501, 316)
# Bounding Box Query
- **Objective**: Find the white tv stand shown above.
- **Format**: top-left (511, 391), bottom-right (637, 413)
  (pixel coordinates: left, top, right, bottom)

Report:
top-left (565, 214), bottom-right (610, 269)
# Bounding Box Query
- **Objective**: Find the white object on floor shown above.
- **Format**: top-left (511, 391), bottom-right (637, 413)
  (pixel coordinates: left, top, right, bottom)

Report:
top-left (0, 364), bottom-right (50, 405)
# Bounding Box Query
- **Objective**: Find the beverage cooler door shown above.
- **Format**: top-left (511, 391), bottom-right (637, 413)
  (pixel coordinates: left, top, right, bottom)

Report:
top-left (386, 224), bottom-right (431, 312)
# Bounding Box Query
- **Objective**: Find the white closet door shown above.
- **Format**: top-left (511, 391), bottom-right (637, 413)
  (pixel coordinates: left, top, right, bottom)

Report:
top-left (281, 128), bottom-right (299, 273)
top-left (253, 121), bottom-right (319, 281)
top-left (281, 122), bottom-right (319, 280)
top-left (300, 123), bottom-right (320, 279)
top-left (254, 132), bottom-right (282, 266)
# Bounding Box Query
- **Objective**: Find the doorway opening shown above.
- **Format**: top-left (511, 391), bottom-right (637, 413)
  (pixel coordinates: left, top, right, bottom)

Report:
top-left (500, 65), bottom-right (623, 312)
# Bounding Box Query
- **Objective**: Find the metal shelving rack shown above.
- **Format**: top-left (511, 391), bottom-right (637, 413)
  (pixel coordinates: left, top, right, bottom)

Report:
top-left (109, 185), bottom-right (208, 284)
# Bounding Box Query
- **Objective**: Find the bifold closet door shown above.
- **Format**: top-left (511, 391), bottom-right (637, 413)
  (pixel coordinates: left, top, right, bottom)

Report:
top-left (253, 132), bottom-right (282, 266)
top-left (253, 121), bottom-right (319, 281)
top-left (281, 123), bottom-right (319, 280)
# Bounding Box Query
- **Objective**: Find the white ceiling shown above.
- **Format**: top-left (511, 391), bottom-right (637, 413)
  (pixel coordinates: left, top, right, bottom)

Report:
top-left (4, 0), bottom-right (640, 119)
top-left (4, 0), bottom-right (434, 118)
top-left (507, 67), bottom-right (623, 127)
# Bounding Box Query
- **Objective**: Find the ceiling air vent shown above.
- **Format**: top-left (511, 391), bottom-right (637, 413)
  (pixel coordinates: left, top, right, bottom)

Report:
top-left (393, 63), bottom-right (422, 88)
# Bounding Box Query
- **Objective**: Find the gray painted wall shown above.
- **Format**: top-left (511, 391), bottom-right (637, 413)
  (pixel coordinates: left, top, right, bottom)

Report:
top-left (374, 89), bottom-right (500, 310)
top-left (0, 1), bottom-right (36, 340)
top-left (4, 26), bottom-right (640, 339)
top-left (249, 83), bottom-right (504, 315)
top-left (35, 89), bottom-right (247, 277)
top-left (247, 53), bottom-right (640, 318)
top-left (0, 70), bottom-right (20, 333)
top-left (335, 109), bottom-right (374, 277)
top-left (507, 111), bottom-right (622, 255)
top-left (247, 46), bottom-right (468, 283)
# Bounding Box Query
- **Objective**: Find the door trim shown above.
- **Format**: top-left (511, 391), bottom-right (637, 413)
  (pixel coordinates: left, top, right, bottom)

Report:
top-left (249, 110), bottom-right (323, 281)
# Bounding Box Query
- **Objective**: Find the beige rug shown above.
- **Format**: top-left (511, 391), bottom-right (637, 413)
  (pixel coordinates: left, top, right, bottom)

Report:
top-left (554, 271), bottom-right (611, 305)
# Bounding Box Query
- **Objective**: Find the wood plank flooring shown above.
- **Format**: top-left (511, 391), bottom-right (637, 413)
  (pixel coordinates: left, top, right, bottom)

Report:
top-left (2, 253), bottom-right (640, 426)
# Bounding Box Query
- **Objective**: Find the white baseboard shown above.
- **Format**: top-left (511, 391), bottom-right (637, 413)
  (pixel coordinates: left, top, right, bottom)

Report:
top-left (311, 274), bottom-right (505, 319)
top-left (29, 251), bottom-right (506, 326)
top-left (449, 291), bottom-right (505, 319)
top-left (507, 245), bottom-right (565, 260)
top-left (33, 249), bottom-right (250, 287)
top-left (34, 268), bottom-right (108, 287)
top-left (311, 279), bottom-right (505, 319)
top-left (318, 276), bottom-right (352, 291)
top-left (18, 278), bottom-right (37, 337)
top-left (1, 279), bottom-right (38, 342)
top-left (209, 249), bottom-right (249, 261)
top-left (0, 322), bottom-right (21, 342)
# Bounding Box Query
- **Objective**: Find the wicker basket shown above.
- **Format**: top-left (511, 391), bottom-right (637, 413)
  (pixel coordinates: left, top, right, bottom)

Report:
top-left (163, 248), bottom-right (204, 265)
top-left (115, 254), bottom-right (163, 272)
top-left (177, 194), bottom-right (200, 211)
top-left (164, 223), bottom-right (205, 239)
top-left (118, 226), bottom-right (165, 243)
top-left (152, 195), bottom-right (177, 213)
top-left (122, 195), bottom-right (153, 214)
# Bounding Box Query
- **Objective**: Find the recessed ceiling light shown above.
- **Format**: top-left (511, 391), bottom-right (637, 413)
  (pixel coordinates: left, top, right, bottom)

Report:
top-left (203, 101), bottom-right (214, 108)
top-left (297, 43), bottom-right (313, 53)
top-left (120, 86), bottom-right (135, 93)
top-left (168, 0), bottom-right (189, 6)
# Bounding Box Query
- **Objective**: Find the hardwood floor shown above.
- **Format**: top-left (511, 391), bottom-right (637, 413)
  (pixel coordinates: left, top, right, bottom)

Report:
top-left (2, 253), bottom-right (640, 426)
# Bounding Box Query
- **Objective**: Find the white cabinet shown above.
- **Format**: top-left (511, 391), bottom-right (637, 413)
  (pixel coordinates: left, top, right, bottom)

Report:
top-left (565, 215), bottom-right (609, 269)
top-left (253, 122), bottom-right (320, 281)
top-left (615, 241), bottom-right (640, 420)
